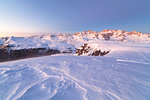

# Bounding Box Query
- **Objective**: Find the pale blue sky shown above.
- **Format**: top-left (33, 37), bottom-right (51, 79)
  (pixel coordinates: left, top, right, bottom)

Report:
top-left (0, 0), bottom-right (150, 36)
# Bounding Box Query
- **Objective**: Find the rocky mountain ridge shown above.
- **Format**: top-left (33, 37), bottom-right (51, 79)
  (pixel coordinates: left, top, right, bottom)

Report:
top-left (0, 29), bottom-right (150, 62)
top-left (75, 30), bottom-right (150, 42)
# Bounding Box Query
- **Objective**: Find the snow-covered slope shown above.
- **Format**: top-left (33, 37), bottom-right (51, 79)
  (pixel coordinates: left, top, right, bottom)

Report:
top-left (0, 30), bottom-right (150, 53)
top-left (0, 40), bottom-right (150, 100)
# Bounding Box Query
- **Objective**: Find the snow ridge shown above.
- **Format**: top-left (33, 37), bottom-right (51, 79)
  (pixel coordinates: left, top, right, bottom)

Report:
top-left (0, 30), bottom-right (150, 52)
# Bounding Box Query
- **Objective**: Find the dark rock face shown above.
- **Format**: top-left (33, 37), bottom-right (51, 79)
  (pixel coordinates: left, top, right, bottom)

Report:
top-left (76, 43), bottom-right (90, 56)
top-left (76, 43), bottom-right (110, 56)
top-left (101, 33), bottom-right (113, 40)
top-left (91, 50), bottom-right (110, 56)
top-left (0, 46), bottom-right (60, 62)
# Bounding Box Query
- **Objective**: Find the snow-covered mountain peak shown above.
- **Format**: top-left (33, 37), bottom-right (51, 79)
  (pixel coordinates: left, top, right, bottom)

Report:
top-left (74, 29), bottom-right (150, 42)
top-left (0, 29), bottom-right (149, 54)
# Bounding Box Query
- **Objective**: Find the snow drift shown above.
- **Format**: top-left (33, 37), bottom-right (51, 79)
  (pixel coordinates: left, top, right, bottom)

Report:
top-left (0, 44), bottom-right (150, 100)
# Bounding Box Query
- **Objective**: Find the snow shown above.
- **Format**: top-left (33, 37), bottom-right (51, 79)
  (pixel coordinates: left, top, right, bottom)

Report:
top-left (1, 30), bottom-right (150, 53)
top-left (0, 41), bottom-right (150, 100)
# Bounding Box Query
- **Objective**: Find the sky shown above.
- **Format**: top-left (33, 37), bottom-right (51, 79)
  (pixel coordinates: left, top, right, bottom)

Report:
top-left (0, 0), bottom-right (150, 37)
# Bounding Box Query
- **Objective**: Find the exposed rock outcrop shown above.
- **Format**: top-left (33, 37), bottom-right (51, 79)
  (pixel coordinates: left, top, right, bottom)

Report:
top-left (91, 50), bottom-right (110, 56)
top-left (76, 43), bottom-right (90, 56)
top-left (0, 46), bottom-right (60, 62)
top-left (76, 43), bottom-right (110, 56)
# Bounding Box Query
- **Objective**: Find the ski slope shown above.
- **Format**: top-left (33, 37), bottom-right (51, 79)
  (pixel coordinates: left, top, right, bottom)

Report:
top-left (0, 41), bottom-right (150, 100)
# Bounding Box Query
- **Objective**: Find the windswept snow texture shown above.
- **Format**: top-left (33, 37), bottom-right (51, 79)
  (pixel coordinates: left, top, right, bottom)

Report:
top-left (0, 41), bottom-right (150, 100)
